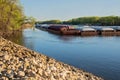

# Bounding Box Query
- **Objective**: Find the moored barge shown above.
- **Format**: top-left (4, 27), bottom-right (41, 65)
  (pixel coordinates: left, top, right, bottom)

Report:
top-left (47, 24), bottom-right (80, 35)
top-left (97, 27), bottom-right (116, 36)
top-left (115, 27), bottom-right (120, 36)
top-left (35, 24), bottom-right (120, 36)
top-left (79, 27), bottom-right (98, 36)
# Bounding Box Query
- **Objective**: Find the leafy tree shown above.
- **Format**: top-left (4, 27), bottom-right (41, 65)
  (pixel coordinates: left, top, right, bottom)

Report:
top-left (62, 16), bottom-right (120, 26)
top-left (24, 17), bottom-right (36, 27)
top-left (40, 20), bottom-right (62, 24)
top-left (0, 0), bottom-right (24, 31)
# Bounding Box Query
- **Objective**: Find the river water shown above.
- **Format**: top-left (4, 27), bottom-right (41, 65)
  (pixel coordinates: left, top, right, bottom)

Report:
top-left (7, 28), bottom-right (120, 80)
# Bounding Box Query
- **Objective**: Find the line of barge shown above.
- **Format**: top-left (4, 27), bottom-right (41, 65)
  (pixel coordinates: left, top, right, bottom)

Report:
top-left (35, 24), bottom-right (120, 36)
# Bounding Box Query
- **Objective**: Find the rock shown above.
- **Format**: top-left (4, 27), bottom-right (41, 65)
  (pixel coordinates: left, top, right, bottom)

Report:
top-left (4, 54), bottom-right (9, 60)
top-left (1, 77), bottom-right (9, 80)
top-left (0, 54), bottom-right (4, 57)
top-left (26, 70), bottom-right (36, 77)
top-left (37, 69), bottom-right (43, 75)
top-left (6, 70), bottom-right (13, 78)
top-left (1, 70), bottom-right (7, 75)
top-left (18, 71), bottom-right (25, 77)
top-left (50, 75), bottom-right (56, 80)
top-left (0, 61), bottom-right (3, 66)
top-left (24, 61), bottom-right (30, 69)
top-left (32, 59), bottom-right (37, 65)
top-left (7, 70), bottom-right (12, 74)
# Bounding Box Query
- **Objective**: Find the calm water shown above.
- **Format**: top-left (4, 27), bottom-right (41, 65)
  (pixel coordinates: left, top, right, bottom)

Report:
top-left (8, 28), bottom-right (120, 80)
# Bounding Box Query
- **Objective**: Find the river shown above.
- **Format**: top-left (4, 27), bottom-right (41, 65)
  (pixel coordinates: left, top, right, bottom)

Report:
top-left (7, 27), bottom-right (120, 80)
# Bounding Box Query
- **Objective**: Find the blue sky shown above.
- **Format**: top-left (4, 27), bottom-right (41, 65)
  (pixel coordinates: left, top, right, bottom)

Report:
top-left (20, 0), bottom-right (120, 21)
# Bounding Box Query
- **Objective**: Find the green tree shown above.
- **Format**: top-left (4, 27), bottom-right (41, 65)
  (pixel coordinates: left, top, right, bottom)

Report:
top-left (24, 17), bottom-right (36, 27)
top-left (0, 0), bottom-right (24, 31)
top-left (41, 20), bottom-right (62, 24)
top-left (62, 16), bottom-right (120, 26)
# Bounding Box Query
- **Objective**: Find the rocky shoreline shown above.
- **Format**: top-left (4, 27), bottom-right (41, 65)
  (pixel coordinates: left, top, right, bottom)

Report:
top-left (0, 37), bottom-right (103, 80)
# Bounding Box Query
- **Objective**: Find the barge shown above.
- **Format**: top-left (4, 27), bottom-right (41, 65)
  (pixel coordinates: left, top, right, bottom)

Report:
top-left (47, 24), bottom-right (80, 35)
top-left (35, 24), bottom-right (120, 36)
top-left (115, 27), bottom-right (120, 36)
top-left (79, 27), bottom-right (98, 36)
top-left (97, 27), bottom-right (116, 36)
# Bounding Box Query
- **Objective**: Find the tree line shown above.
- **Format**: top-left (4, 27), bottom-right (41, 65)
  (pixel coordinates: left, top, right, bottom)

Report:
top-left (38, 20), bottom-right (62, 24)
top-left (0, 0), bottom-right (25, 31)
top-left (37, 16), bottom-right (120, 26)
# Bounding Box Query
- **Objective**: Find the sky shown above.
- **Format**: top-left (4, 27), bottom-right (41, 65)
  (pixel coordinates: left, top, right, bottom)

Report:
top-left (20, 0), bottom-right (120, 21)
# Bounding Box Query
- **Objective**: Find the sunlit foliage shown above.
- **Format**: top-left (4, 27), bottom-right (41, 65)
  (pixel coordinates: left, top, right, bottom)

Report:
top-left (0, 0), bottom-right (24, 31)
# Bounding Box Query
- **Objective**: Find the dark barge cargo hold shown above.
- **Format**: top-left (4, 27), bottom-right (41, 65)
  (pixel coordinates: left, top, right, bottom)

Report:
top-left (47, 24), bottom-right (80, 35)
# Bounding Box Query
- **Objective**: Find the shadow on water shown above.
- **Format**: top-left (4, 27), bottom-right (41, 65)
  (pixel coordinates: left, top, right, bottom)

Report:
top-left (4, 31), bottom-right (23, 45)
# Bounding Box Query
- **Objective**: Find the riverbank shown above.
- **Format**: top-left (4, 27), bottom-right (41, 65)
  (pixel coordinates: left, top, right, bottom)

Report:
top-left (0, 37), bottom-right (103, 80)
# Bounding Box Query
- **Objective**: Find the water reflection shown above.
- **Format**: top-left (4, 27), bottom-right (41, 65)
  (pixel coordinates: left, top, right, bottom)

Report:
top-left (4, 31), bottom-right (23, 45)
